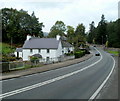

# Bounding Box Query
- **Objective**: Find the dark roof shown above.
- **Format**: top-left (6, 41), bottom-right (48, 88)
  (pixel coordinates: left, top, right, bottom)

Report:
top-left (61, 41), bottom-right (73, 48)
top-left (16, 48), bottom-right (22, 52)
top-left (32, 54), bottom-right (42, 58)
top-left (23, 38), bottom-right (59, 49)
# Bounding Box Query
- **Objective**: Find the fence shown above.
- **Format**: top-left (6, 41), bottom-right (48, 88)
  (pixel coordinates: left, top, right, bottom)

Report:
top-left (1, 55), bottom-right (75, 72)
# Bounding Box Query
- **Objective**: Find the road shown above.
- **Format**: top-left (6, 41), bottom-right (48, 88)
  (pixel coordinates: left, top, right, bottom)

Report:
top-left (1, 47), bottom-right (115, 100)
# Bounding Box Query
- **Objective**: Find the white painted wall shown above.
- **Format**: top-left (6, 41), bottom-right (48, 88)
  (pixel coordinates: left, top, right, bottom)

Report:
top-left (14, 52), bottom-right (23, 58)
top-left (63, 47), bottom-right (74, 54)
top-left (69, 47), bottom-right (74, 52)
top-left (23, 48), bottom-right (58, 61)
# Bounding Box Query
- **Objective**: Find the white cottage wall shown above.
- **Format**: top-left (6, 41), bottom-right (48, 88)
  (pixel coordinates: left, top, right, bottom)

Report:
top-left (23, 49), bottom-right (58, 61)
top-left (14, 52), bottom-right (23, 58)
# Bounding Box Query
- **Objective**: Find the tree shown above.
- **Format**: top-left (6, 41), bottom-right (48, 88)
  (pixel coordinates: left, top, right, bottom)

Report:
top-left (106, 19), bottom-right (120, 47)
top-left (66, 25), bottom-right (75, 44)
top-left (75, 23), bottom-right (85, 36)
top-left (87, 21), bottom-right (96, 43)
top-left (74, 24), bottom-right (86, 48)
top-left (87, 15), bottom-right (120, 48)
top-left (48, 21), bottom-right (66, 38)
top-left (1, 8), bottom-right (44, 44)
top-left (96, 14), bottom-right (107, 44)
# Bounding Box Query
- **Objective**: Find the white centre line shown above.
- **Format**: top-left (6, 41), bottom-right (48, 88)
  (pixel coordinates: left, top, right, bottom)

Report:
top-left (1, 47), bottom-right (103, 99)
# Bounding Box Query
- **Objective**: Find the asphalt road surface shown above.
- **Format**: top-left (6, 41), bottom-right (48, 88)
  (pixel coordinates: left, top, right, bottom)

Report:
top-left (1, 47), bottom-right (115, 100)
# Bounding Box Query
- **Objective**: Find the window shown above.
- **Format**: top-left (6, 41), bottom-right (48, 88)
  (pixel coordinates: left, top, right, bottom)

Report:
top-left (30, 49), bottom-right (32, 53)
top-left (39, 49), bottom-right (41, 53)
top-left (47, 49), bottom-right (49, 53)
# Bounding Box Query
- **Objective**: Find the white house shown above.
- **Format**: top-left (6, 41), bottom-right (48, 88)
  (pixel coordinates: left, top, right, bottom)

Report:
top-left (21, 35), bottom-right (63, 61)
top-left (15, 35), bottom-right (74, 62)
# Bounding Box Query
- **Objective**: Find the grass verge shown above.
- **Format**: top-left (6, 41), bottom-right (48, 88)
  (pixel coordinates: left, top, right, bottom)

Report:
top-left (107, 50), bottom-right (119, 56)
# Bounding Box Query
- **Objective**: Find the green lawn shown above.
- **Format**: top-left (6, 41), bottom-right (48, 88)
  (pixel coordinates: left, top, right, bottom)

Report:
top-left (107, 50), bottom-right (119, 56)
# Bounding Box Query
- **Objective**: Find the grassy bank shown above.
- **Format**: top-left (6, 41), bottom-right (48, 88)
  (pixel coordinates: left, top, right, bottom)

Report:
top-left (0, 43), bottom-right (15, 55)
top-left (107, 50), bottom-right (119, 56)
top-left (0, 42), bottom-right (16, 62)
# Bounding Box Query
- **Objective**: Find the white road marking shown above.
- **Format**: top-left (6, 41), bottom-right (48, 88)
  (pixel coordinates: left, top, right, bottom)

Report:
top-left (0, 47), bottom-right (103, 99)
top-left (88, 50), bottom-right (116, 101)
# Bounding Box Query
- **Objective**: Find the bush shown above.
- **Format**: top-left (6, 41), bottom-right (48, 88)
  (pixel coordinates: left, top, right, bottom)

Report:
top-left (65, 52), bottom-right (74, 56)
top-left (2, 56), bottom-right (17, 62)
top-left (74, 50), bottom-right (85, 58)
top-left (80, 49), bottom-right (90, 54)
top-left (30, 56), bottom-right (39, 64)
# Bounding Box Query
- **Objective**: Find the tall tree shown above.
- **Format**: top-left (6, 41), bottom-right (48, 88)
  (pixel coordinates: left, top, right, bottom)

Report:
top-left (96, 14), bottom-right (107, 44)
top-left (107, 19), bottom-right (120, 47)
top-left (48, 21), bottom-right (66, 38)
top-left (75, 23), bottom-right (85, 36)
top-left (74, 24), bottom-right (86, 48)
top-left (66, 25), bottom-right (75, 44)
top-left (87, 21), bottom-right (96, 43)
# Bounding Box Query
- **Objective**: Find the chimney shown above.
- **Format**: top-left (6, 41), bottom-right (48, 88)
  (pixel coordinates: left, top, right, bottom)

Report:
top-left (56, 35), bottom-right (60, 40)
top-left (26, 34), bottom-right (32, 40)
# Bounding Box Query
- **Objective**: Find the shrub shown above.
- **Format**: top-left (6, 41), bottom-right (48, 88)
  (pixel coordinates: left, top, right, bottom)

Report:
top-left (80, 49), bottom-right (90, 54)
top-left (74, 50), bottom-right (85, 58)
top-left (30, 56), bottom-right (39, 64)
top-left (2, 56), bottom-right (17, 62)
top-left (65, 52), bottom-right (74, 56)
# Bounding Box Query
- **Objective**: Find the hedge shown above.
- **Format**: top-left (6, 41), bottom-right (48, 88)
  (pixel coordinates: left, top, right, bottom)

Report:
top-left (74, 50), bottom-right (86, 58)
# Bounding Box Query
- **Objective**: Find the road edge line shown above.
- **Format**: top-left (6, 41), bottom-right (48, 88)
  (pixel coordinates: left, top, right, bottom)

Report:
top-left (88, 52), bottom-right (116, 101)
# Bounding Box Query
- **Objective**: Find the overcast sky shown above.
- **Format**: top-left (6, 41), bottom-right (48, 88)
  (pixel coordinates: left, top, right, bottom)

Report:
top-left (1, 0), bottom-right (119, 32)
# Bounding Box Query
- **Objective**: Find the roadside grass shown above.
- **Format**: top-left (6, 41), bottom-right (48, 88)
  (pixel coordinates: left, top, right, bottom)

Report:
top-left (107, 50), bottom-right (119, 56)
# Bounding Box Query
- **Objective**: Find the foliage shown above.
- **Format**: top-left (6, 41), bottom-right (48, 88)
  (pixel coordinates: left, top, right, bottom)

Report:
top-left (74, 24), bottom-right (86, 47)
top-left (48, 21), bottom-right (66, 37)
top-left (96, 14), bottom-right (107, 44)
top-left (0, 43), bottom-right (17, 62)
top-left (2, 56), bottom-right (17, 62)
top-left (87, 21), bottom-right (96, 43)
top-left (64, 52), bottom-right (74, 56)
top-left (1, 8), bottom-right (44, 44)
top-left (29, 56), bottom-right (39, 63)
top-left (0, 43), bottom-right (15, 55)
top-left (74, 50), bottom-right (85, 58)
top-left (66, 25), bottom-right (75, 45)
top-left (107, 50), bottom-right (119, 56)
top-left (107, 19), bottom-right (120, 48)
top-left (66, 24), bottom-right (86, 48)
top-left (87, 15), bottom-right (120, 48)
top-left (75, 23), bottom-right (85, 36)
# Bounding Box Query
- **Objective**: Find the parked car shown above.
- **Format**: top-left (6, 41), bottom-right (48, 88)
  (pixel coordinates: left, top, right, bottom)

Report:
top-left (95, 52), bottom-right (100, 56)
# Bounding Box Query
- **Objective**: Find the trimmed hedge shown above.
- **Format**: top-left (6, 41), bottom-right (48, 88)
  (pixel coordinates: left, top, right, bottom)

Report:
top-left (74, 50), bottom-right (86, 58)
